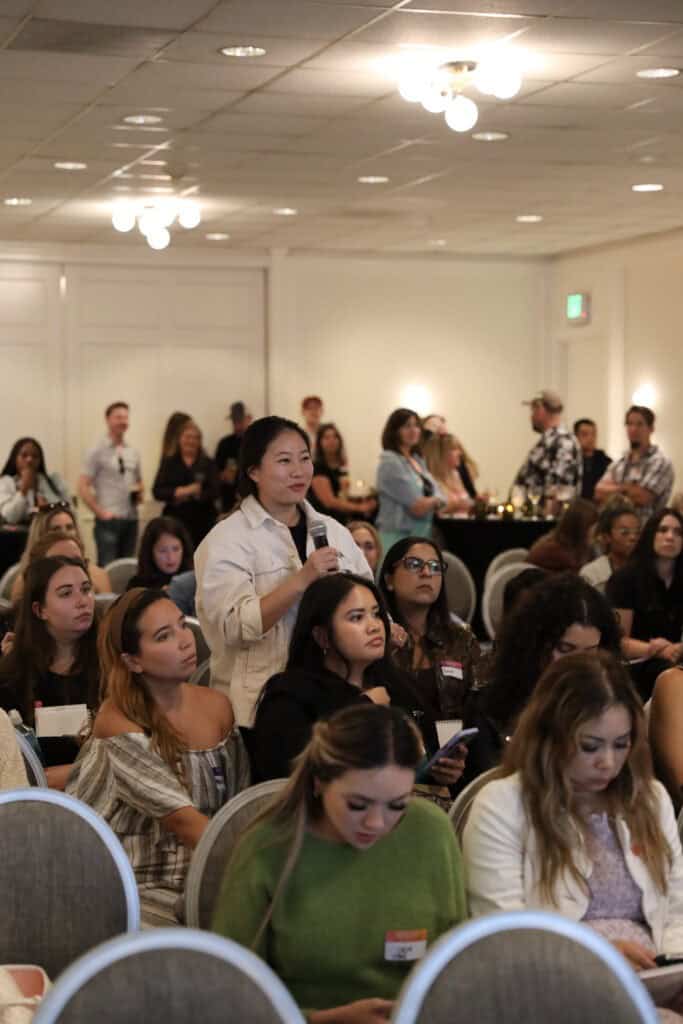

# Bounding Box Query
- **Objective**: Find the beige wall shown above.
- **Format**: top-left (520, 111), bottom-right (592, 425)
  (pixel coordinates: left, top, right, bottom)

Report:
top-left (270, 252), bottom-right (548, 497)
top-left (549, 230), bottom-right (683, 494)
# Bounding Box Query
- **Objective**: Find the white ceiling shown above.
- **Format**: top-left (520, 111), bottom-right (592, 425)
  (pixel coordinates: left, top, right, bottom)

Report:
top-left (2, 0), bottom-right (683, 255)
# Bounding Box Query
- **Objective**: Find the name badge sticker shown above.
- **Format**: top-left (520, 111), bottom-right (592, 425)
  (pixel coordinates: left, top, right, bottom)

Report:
top-left (441, 660), bottom-right (463, 680)
top-left (384, 929), bottom-right (427, 962)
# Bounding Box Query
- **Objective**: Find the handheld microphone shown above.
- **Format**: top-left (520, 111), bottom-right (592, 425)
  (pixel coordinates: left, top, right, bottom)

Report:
top-left (310, 520), bottom-right (329, 550)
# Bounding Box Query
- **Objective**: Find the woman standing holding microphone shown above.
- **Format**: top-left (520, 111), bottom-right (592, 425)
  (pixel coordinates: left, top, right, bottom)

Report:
top-left (195, 417), bottom-right (372, 727)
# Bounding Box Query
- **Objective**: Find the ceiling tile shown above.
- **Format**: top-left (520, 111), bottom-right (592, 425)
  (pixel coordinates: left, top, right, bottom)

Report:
top-left (264, 67), bottom-right (394, 97)
top-left (353, 11), bottom-right (532, 47)
top-left (161, 32), bottom-right (326, 66)
top-left (32, 0), bottom-right (219, 30)
top-left (9, 18), bottom-right (175, 57)
top-left (194, 2), bottom-right (389, 40)
top-left (0, 50), bottom-right (139, 82)
top-left (517, 18), bottom-right (681, 55)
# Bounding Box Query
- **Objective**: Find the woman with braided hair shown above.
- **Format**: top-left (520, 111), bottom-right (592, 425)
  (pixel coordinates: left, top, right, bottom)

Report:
top-left (213, 703), bottom-right (466, 1024)
top-left (67, 587), bottom-right (249, 925)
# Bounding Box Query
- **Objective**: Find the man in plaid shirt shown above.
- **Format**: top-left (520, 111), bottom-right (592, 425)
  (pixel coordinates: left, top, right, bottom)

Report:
top-left (595, 405), bottom-right (673, 520)
top-left (514, 389), bottom-right (582, 497)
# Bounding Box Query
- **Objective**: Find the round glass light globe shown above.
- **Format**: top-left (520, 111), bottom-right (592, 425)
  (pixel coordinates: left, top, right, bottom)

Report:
top-left (445, 95), bottom-right (479, 132)
top-left (112, 202), bottom-right (136, 232)
top-left (155, 197), bottom-right (178, 227)
top-left (398, 69), bottom-right (427, 103)
top-left (492, 67), bottom-right (522, 99)
top-left (178, 200), bottom-right (201, 229)
top-left (138, 209), bottom-right (163, 237)
top-left (147, 226), bottom-right (171, 250)
top-left (421, 86), bottom-right (448, 114)
top-left (474, 62), bottom-right (497, 96)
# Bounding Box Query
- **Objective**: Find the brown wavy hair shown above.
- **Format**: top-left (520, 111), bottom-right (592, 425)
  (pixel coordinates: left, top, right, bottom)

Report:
top-left (502, 649), bottom-right (671, 903)
top-left (97, 589), bottom-right (191, 785)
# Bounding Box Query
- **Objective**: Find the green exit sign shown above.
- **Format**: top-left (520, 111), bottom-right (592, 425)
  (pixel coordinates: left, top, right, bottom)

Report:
top-left (566, 292), bottom-right (590, 324)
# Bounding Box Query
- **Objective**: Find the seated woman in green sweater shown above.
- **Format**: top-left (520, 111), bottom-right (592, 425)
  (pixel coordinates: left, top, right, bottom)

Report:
top-left (212, 703), bottom-right (466, 1024)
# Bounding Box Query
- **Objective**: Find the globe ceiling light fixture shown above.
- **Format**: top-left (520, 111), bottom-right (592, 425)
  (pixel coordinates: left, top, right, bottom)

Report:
top-left (110, 197), bottom-right (202, 250)
top-left (397, 54), bottom-right (524, 134)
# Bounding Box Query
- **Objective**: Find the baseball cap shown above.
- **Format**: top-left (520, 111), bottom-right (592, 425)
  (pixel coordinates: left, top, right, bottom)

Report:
top-left (228, 401), bottom-right (246, 421)
top-left (522, 389), bottom-right (563, 413)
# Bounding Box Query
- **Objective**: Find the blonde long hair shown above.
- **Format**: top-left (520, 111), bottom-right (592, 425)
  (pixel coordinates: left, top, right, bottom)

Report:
top-left (243, 705), bottom-right (422, 950)
top-left (501, 650), bottom-right (671, 903)
top-left (423, 432), bottom-right (478, 487)
top-left (98, 589), bottom-right (188, 784)
top-left (17, 504), bottom-right (82, 578)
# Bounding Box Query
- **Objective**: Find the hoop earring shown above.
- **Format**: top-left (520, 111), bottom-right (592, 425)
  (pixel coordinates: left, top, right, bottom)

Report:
top-left (323, 647), bottom-right (329, 656)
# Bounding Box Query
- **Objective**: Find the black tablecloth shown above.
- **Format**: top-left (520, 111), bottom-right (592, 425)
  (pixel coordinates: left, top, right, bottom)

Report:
top-left (435, 517), bottom-right (554, 636)
top-left (0, 526), bottom-right (28, 578)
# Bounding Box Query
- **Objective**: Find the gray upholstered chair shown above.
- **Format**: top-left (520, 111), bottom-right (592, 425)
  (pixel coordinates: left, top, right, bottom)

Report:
top-left (102, 558), bottom-right (138, 595)
top-left (392, 910), bottom-right (657, 1024)
top-left (33, 928), bottom-right (306, 1024)
top-left (184, 616), bottom-right (211, 663)
top-left (0, 562), bottom-right (20, 601)
top-left (94, 592), bottom-right (118, 613)
top-left (481, 562), bottom-right (529, 639)
top-left (484, 547), bottom-right (529, 589)
top-left (13, 728), bottom-right (48, 786)
top-left (0, 790), bottom-right (140, 978)
top-left (448, 767), bottom-right (499, 842)
top-left (442, 551), bottom-right (476, 624)
top-left (185, 779), bottom-right (286, 929)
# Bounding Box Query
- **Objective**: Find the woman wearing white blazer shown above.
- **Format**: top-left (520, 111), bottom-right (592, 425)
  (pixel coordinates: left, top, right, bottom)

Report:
top-left (463, 650), bottom-right (683, 979)
top-left (195, 416), bottom-right (371, 728)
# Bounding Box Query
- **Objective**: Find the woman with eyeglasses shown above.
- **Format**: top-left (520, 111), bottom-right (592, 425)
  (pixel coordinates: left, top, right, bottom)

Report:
top-left (11, 502), bottom-right (111, 603)
top-left (0, 437), bottom-right (69, 526)
top-left (607, 508), bottom-right (683, 701)
top-left (378, 536), bottom-right (480, 724)
top-left (581, 498), bottom-right (640, 595)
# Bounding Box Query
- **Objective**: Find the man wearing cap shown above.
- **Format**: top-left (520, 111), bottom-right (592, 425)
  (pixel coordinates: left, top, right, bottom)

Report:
top-left (214, 401), bottom-right (252, 513)
top-left (514, 389), bottom-right (582, 502)
top-left (594, 405), bottom-right (673, 520)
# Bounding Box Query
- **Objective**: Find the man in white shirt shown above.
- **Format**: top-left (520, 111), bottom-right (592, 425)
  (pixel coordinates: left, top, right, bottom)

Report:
top-left (79, 402), bottom-right (144, 565)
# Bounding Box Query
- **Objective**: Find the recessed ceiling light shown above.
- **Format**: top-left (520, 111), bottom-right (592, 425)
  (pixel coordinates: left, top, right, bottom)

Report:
top-left (430, 239), bottom-right (447, 246)
top-left (4, 197), bottom-right (32, 206)
top-left (123, 114), bottom-right (164, 126)
top-left (206, 232), bottom-right (230, 241)
top-left (53, 161), bottom-right (87, 171)
top-left (632, 182), bottom-right (663, 192)
top-left (472, 131), bottom-right (509, 142)
top-left (638, 154), bottom-right (657, 164)
top-left (220, 45), bottom-right (267, 58)
top-left (357, 175), bottom-right (390, 184)
top-left (273, 207), bottom-right (298, 216)
top-left (516, 214), bottom-right (543, 223)
top-left (637, 67), bottom-right (680, 79)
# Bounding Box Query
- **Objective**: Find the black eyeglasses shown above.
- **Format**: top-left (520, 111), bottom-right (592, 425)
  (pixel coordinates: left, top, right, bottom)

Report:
top-left (400, 555), bottom-right (447, 575)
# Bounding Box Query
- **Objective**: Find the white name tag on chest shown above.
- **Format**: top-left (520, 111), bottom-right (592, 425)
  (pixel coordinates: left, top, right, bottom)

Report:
top-left (441, 661), bottom-right (463, 679)
top-left (384, 930), bottom-right (427, 962)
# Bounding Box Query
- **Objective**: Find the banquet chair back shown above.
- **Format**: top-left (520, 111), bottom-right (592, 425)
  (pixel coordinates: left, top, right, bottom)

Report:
top-left (185, 779), bottom-right (287, 929)
top-left (0, 562), bottom-right (20, 601)
top-left (392, 910), bottom-right (657, 1024)
top-left (448, 767), bottom-right (499, 842)
top-left (33, 929), bottom-right (306, 1024)
top-left (95, 592), bottom-right (118, 614)
top-left (484, 548), bottom-right (529, 589)
top-left (482, 562), bottom-right (529, 639)
top-left (0, 789), bottom-right (139, 978)
top-left (14, 729), bottom-right (48, 786)
top-left (184, 616), bottom-right (211, 664)
top-left (103, 558), bottom-right (138, 595)
top-left (442, 552), bottom-right (476, 624)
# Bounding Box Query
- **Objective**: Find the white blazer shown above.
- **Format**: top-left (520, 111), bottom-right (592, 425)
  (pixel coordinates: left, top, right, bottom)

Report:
top-left (462, 772), bottom-right (683, 953)
top-left (194, 496), bottom-right (371, 727)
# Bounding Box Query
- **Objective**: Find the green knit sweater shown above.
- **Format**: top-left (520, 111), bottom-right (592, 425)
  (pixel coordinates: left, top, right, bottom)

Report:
top-left (212, 798), bottom-right (467, 1011)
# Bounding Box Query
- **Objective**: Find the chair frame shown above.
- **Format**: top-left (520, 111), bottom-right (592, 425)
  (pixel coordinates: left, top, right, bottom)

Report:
top-left (13, 729), bottom-right (48, 787)
top-left (442, 551), bottom-right (476, 625)
top-left (392, 909), bottom-right (658, 1024)
top-left (484, 547), bottom-right (530, 590)
top-left (184, 779), bottom-right (287, 929)
top-left (0, 788), bottom-right (140, 931)
top-left (481, 561), bottom-right (529, 639)
top-left (33, 928), bottom-right (306, 1024)
top-left (184, 616), bottom-right (211, 662)
top-left (102, 558), bottom-right (138, 594)
top-left (448, 767), bottom-right (500, 839)
top-left (0, 562), bottom-right (20, 601)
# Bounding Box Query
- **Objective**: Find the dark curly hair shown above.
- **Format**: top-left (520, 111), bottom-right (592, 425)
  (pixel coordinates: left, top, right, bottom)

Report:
top-left (483, 573), bottom-right (620, 731)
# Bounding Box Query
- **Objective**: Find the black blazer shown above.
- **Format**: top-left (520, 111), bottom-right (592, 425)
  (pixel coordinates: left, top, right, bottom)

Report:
top-left (152, 452), bottom-right (218, 547)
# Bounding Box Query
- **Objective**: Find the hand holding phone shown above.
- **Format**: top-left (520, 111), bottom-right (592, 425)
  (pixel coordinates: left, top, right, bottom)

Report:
top-left (415, 727), bottom-right (479, 784)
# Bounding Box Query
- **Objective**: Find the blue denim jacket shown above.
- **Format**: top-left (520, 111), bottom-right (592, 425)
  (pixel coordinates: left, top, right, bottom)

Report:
top-left (375, 450), bottom-right (445, 534)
